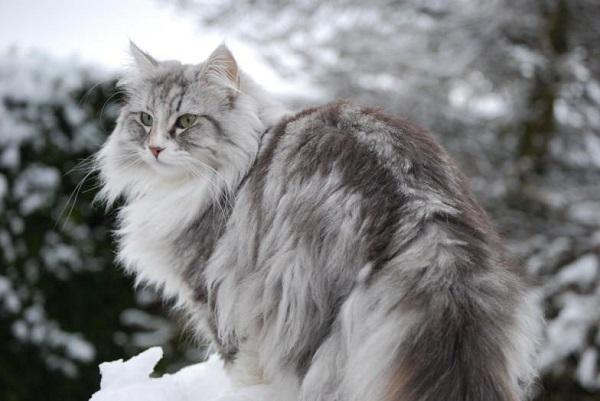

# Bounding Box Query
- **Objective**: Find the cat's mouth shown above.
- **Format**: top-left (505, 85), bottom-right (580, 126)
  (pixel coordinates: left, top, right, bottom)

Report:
top-left (143, 153), bottom-right (178, 172)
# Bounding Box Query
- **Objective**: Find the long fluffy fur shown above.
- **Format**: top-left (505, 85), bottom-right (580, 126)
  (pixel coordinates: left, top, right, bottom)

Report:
top-left (97, 44), bottom-right (542, 401)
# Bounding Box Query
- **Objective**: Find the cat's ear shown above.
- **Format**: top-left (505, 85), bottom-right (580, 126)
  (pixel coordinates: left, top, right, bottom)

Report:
top-left (129, 41), bottom-right (158, 73)
top-left (203, 44), bottom-right (240, 91)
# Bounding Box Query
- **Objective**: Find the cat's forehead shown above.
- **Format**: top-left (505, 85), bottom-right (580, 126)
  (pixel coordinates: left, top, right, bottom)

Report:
top-left (147, 62), bottom-right (196, 86)
top-left (145, 64), bottom-right (198, 97)
top-left (126, 62), bottom-right (209, 110)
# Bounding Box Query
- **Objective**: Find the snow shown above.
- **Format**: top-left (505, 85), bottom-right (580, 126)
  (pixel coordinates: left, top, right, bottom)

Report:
top-left (556, 254), bottom-right (598, 288)
top-left (12, 302), bottom-right (97, 375)
top-left (448, 81), bottom-right (508, 119)
top-left (538, 291), bottom-right (599, 371)
top-left (0, 275), bottom-right (21, 313)
top-left (577, 348), bottom-right (600, 390)
top-left (0, 173), bottom-right (7, 200)
top-left (90, 347), bottom-right (276, 401)
top-left (538, 253), bottom-right (600, 389)
top-left (568, 201), bottom-right (600, 226)
top-left (12, 164), bottom-right (60, 215)
top-left (120, 309), bottom-right (175, 348)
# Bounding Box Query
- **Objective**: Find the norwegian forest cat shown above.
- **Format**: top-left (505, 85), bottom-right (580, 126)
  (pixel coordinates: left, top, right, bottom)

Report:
top-left (96, 42), bottom-right (542, 401)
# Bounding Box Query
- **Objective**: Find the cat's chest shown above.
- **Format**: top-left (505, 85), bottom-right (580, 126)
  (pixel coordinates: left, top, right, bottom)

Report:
top-left (117, 182), bottom-right (212, 299)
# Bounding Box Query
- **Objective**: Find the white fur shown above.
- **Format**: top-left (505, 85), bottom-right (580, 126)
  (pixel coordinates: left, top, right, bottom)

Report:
top-left (96, 45), bottom-right (286, 311)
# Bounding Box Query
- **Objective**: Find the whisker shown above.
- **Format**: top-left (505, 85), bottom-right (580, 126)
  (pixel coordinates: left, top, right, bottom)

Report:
top-left (189, 158), bottom-right (236, 213)
top-left (79, 78), bottom-right (114, 107)
top-left (98, 90), bottom-right (126, 121)
top-left (55, 167), bottom-right (98, 231)
top-left (65, 154), bottom-right (97, 176)
top-left (183, 160), bottom-right (229, 224)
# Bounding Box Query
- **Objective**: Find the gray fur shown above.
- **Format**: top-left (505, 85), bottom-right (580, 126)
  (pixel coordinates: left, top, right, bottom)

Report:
top-left (202, 103), bottom-right (539, 401)
top-left (100, 47), bottom-right (541, 401)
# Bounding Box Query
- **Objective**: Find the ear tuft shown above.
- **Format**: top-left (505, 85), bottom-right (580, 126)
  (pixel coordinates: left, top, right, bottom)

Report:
top-left (204, 44), bottom-right (240, 90)
top-left (129, 41), bottom-right (158, 73)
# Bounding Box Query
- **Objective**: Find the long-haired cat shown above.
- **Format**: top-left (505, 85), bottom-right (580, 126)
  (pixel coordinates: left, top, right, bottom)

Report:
top-left (96, 42), bottom-right (542, 401)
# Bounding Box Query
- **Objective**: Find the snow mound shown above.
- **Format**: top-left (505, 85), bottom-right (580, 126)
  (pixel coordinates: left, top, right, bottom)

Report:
top-left (89, 347), bottom-right (276, 401)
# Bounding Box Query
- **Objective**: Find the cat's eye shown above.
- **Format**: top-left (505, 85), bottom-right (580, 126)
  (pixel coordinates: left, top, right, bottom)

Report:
top-left (175, 114), bottom-right (198, 129)
top-left (140, 112), bottom-right (153, 127)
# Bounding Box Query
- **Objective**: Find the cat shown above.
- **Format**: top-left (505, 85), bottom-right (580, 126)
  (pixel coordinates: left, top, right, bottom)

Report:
top-left (96, 42), bottom-right (542, 401)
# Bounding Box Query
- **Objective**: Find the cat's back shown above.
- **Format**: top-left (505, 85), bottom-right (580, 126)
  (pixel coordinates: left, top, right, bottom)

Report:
top-left (255, 101), bottom-right (475, 213)
top-left (247, 101), bottom-right (500, 276)
top-left (228, 103), bottom-right (539, 401)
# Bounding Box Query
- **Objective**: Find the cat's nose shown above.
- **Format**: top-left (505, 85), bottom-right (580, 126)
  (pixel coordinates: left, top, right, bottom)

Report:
top-left (149, 145), bottom-right (165, 159)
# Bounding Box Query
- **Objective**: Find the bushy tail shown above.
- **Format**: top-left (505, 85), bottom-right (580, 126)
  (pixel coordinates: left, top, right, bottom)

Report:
top-left (323, 233), bottom-right (540, 401)
top-left (384, 287), bottom-right (532, 401)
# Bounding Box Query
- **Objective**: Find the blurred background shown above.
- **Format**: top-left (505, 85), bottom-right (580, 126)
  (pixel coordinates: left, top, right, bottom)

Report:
top-left (0, 0), bottom-right (599, 400)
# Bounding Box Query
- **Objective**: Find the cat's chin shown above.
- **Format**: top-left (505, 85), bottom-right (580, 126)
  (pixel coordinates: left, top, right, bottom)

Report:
top-left (139, 156), bottom-right (189, 179)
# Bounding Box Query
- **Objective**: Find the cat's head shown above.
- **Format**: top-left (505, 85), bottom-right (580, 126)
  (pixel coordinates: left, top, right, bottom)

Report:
top-left (96, 42), bottom-right (267, 205)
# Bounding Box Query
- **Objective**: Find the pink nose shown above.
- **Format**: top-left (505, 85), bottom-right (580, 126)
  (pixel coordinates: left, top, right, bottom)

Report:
top-left (149, 145), bottom-right (164, 159)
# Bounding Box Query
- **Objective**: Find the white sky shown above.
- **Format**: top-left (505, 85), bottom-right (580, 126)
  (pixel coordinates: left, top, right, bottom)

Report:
top-left (0, 0), bottom-right (307, 95)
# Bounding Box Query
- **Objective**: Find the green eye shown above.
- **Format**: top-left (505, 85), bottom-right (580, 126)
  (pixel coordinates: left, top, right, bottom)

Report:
top-left (175, 114), bottom-right (198, 129)
top-left (140, 112), bottom-right (153, 127)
